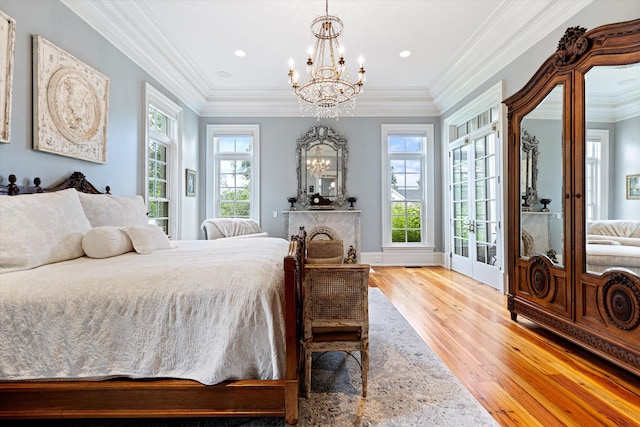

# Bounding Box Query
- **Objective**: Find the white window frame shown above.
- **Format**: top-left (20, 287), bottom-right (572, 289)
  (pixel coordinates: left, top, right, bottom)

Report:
top-left (381, 124), bottom-right (435, 253)
top-left (205, 124), bottom-right (261, 223)
top-left (143, 83), bottom-right (183, 238)
top-left (586, 129), bottom-right (609, 221)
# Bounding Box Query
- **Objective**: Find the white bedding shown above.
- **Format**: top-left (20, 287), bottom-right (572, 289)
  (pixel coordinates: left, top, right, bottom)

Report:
top-left (0, 237), bottom-right (290, 385)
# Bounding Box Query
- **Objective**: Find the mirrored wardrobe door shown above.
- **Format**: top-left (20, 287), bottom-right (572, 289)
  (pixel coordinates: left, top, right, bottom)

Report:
top-left (519, 84), bottom-right (565, 268)
top-left (583, 62), bottom-right (640, 278)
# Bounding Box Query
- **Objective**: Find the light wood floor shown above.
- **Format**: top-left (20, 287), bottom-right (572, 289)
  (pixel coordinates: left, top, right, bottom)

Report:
top-left (369, 266), bottom-right (640, 427)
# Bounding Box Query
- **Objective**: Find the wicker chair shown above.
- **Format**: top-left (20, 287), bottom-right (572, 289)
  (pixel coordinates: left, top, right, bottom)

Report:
top-left (302, 263), bottom-right (370, 398)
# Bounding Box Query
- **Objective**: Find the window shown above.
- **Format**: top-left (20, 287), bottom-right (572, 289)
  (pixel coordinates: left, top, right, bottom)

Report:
top-left (144, 83), bottom-right (182, 237)
top-left (381, 124), bottom-right (434, 249)
top-left (206, 125), bottom-right (260, 221)
top-left (585, 129), bottom-right (609, 221)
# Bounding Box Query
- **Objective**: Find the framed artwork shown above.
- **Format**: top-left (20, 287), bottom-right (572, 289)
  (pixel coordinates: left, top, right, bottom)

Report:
top-left (627, 174), bottom-right (640, 200)
top-left (186, 169), bottom-right (196, 197)
top-left (0, 10), bottom-right (15, 143)
top-left (33, 35), bottom-right (110, 163)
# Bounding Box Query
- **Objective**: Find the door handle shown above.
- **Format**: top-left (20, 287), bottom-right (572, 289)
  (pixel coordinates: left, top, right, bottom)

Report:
top-left (467, 220), bottom-right (475, 233)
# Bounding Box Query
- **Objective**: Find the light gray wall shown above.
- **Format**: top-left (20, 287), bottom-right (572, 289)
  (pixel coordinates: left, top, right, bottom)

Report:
top-left (199, 116), bottom-right (439, 252)
top-left (0, 0), bottom-right (201, 238)
top-left (613, 115), bottom-right (640, 219)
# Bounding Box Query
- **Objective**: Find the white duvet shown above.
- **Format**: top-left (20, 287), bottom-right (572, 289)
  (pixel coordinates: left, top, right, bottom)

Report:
top-left (0, 238), bottom-right (290, 385)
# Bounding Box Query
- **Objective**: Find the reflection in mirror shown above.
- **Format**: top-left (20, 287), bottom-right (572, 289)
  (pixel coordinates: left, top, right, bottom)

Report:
top-left (584, 63), bottom-right (640, 277)
top-left (519, 85), bottom-right (564, 266)
top-left (296, 125), bottom-right (348, 207)
top-left (521, 130), bottom-right (539, 210)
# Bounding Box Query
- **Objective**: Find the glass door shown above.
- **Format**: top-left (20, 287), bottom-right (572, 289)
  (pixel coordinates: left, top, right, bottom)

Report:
top-left (450, 129), bottom-right (502, 289)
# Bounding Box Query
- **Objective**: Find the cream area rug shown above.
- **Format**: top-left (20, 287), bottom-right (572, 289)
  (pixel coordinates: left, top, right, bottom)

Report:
top-left (9, 289), bottom-right (498, 427)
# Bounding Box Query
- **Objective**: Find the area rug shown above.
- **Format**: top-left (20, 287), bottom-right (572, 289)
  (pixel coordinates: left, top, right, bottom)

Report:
top-left (10, 289), bottom-right (497, 427)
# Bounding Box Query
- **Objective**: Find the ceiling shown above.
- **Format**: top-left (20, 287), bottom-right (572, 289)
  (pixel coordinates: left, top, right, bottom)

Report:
top-left (61, 0), bottom-right (594, 117)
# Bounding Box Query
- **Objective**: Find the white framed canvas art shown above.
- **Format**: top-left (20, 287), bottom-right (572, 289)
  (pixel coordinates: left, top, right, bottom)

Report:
top-left (33, 35), bottom-right (109, 163)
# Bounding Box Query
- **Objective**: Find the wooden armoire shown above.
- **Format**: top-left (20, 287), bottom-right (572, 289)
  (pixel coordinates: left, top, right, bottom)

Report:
top-left (504, 18), bottom-right (640, 376)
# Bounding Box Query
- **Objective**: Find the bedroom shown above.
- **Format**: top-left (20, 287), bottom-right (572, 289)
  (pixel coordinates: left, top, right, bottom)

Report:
top-left (0, 0), bottom-right (638, 271)
top-left (0, 0), bottom-right (639, 425)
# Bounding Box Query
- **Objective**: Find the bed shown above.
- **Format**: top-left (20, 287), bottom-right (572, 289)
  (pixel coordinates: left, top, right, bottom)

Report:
top-left (0, 172), bottom-right (304, 425)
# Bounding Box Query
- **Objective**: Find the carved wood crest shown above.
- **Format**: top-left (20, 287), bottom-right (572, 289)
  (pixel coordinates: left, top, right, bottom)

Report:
top-left (554, 26), bottom-right (590, 67)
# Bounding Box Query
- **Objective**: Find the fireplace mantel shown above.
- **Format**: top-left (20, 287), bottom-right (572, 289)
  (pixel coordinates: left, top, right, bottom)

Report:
top-left (283, 210), bottom-right (361, 261)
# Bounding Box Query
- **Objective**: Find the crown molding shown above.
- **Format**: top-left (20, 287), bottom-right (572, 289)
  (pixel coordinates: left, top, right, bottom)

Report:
top-left (61, 0), bottom-right (209, 114)
top-left (198, 87), bottom-right (439, 117)
top-left (63, 0), bottom-right (592, 118)
top-left (432, 0), bottom-right (593, 114)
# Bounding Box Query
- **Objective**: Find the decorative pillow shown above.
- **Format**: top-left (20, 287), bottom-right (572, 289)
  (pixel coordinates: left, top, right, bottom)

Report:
top-left (0, 189), bottom-right (92, 273)
top-left (77, 192), bottom-right (147, 227)
top-left (82, 226), bottom-right (134, 258)
top-left (125, 224), bottom-right (172, 254)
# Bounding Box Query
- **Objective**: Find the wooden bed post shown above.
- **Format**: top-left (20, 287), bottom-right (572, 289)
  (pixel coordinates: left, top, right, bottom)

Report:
top-left (284, 228), bottom-right (306, 426)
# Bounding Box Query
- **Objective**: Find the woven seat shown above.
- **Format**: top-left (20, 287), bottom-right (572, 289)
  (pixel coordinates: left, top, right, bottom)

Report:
top-left (302, 263), bottom-right (370, 397)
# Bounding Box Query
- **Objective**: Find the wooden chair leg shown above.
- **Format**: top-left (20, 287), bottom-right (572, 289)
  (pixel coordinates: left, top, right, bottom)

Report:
top-left (304, 346), bottom-right (312, 398)
top-left (361, 341), bottom-right (369, 397)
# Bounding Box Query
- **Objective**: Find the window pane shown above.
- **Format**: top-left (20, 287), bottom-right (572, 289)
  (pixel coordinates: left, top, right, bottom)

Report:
top-left (157, 163), bottom-right (167, 180)
top-left (407, 230), bottom-right (421, 242)
top-left (148, 201), bottom-right (157, 218)
top-left (157, 201), bottom-right (169, 217)
top-left (148, 106), bottom-right (168, 136)
top-left (217, 136), bottom-right (253, 153)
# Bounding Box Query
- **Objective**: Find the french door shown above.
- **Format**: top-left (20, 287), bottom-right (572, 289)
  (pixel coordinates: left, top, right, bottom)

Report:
top-left (450, 128), bottom-right (502, 289)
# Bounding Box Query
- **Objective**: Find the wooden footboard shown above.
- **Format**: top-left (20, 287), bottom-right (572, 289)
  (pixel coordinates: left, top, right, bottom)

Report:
top-left (0, 183), bottom-right (305, 427)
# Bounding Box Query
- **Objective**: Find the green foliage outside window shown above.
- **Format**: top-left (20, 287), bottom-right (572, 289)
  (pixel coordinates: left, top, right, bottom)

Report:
top-left (218, 159), bottom-right (251, 218)
top-left (391, 202), bottom-right (422, 243)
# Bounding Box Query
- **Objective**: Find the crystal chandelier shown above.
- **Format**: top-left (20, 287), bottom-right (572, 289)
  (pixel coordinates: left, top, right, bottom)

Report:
top-left (288, 0), bottom-right (365, 119)
top-left (307, 145), bottom-right (331, 178)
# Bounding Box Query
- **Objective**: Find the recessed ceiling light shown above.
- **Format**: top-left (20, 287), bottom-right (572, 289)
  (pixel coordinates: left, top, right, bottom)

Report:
top-left (399, 50), bottom-right (411, 58)
top-left (217, 71), bottom-right (232, 78)
top-left (234, 50), bottom-right (246, 57)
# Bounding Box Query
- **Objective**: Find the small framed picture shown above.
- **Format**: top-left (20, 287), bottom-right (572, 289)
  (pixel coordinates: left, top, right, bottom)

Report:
top-left (627, 174), bottom-right (640, 200)
top-left (186, 169), bottom-right (196, 197)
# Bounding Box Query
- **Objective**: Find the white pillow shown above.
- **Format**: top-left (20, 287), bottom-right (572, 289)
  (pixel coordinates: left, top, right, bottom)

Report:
top-left (0, 189), bottom-right (92, 273)
top-left (77, 192), bottom-right (148, 227)
top-left (83, 226), bottom-right (134, 258)
top-left (125, 224), bottom-right (172, 254)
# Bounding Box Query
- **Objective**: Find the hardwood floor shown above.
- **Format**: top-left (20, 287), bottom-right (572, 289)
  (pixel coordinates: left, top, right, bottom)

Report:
top-left (369, 266), bottom-right (640, 427)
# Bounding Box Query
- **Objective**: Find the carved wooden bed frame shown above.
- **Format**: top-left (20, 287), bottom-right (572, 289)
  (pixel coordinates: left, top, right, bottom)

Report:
top-left (0, 172), bottom-right (305, 426)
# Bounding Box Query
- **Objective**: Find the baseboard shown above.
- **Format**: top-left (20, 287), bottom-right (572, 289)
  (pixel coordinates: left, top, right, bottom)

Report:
top-left (361, 251), bottom-right (446, 267)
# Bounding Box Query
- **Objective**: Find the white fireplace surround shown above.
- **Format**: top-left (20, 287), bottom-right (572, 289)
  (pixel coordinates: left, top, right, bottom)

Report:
top-left (283, 210), bottom-right (361, 261)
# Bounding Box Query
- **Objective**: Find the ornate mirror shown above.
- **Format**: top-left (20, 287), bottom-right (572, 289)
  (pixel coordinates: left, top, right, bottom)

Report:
top-left (296, 125), bottom-right (348, 207)
top-left (584, 62), bottom-right (640, 277)
top-left (519, 84), bottom-right (565, 266)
